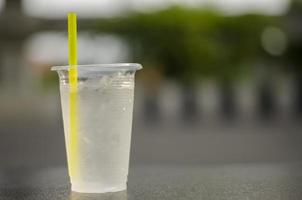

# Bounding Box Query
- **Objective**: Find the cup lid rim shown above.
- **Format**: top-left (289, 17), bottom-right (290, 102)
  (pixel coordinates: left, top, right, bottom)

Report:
top-left (51, 63), bottom-right (142, 71)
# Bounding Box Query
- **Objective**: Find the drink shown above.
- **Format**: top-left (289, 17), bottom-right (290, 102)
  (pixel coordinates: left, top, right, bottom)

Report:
top-left (52, 63), bottom-right (142, 193)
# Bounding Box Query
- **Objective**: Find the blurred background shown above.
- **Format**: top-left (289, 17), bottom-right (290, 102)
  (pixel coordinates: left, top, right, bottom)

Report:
top-left (0, 0), bottom-right (302, 170)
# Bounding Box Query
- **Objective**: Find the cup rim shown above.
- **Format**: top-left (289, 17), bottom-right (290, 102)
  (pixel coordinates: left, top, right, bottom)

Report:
top-left (51, 63), bottom-right (143, 71)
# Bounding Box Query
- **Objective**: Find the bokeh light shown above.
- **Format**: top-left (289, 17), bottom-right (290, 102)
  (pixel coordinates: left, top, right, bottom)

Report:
top-left (261, 26), bottom-right (288, 56)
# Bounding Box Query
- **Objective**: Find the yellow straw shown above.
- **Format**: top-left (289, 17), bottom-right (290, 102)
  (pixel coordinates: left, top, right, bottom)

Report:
top-left (68, 12), bottom-right (78, 179)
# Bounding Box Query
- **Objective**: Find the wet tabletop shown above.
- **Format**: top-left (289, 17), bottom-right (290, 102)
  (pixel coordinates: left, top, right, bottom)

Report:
top-left (0, 163), bottom-right (302, 200)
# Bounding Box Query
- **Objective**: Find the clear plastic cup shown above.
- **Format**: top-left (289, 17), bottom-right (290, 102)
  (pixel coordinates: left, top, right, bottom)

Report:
top-left (52, 63), bottom-right (142, 193)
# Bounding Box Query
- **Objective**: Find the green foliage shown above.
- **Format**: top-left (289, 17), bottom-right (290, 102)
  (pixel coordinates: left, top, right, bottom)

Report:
top-left (95, 6), bottom-right (275, 82)
top-left (285, 1), bottom-right (302, 73)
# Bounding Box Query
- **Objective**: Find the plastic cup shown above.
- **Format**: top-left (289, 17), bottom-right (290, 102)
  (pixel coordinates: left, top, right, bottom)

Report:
top-left (52, 63), bottom-right (142, 193)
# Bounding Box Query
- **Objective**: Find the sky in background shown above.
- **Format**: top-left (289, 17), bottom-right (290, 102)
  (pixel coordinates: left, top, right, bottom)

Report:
top-left (23, 0), bottom-right (290, 18)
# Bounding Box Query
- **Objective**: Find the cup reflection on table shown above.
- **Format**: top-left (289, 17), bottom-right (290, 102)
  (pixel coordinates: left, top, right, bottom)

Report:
top-left (69, 190), bottom-right (128, 200)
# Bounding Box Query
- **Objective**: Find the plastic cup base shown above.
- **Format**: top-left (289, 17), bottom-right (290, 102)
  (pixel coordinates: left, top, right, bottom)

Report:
top-left (71, 182), bottom-right (127, 193)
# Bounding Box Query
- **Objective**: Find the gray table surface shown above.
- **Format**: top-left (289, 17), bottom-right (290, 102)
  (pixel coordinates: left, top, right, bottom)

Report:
top-left (1, 163), bottom-right (302, 200)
